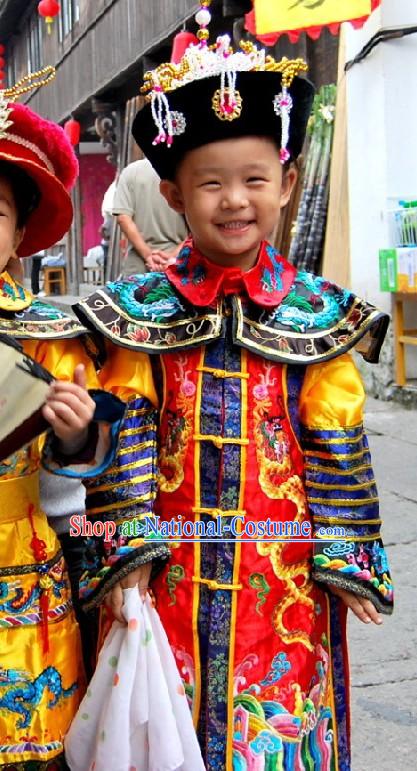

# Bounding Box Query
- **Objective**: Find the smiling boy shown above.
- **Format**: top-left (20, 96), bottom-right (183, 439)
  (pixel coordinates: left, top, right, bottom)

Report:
top-left (73, 23), bottom-right (393, 771)
top-left (160, 136), bottom-right (297, 269)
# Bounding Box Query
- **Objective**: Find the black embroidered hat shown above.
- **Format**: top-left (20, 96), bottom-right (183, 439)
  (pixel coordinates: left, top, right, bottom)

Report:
top-left (132, 58), bottom-right (315, 180)
top-left (132, 0), bottom-right (314, 181)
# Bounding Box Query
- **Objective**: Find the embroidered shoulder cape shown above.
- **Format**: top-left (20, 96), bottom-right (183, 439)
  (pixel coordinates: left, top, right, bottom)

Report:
top-left (0, 271), bottom-right (85, 340)
top-left (74, 240), bottom-right (389, 365)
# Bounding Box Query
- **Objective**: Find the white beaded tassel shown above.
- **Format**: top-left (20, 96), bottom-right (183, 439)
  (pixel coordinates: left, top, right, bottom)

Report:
top-left (151, 86), bottom-right (174, 147)
top-left (273, 87), bottom-right (294, 164)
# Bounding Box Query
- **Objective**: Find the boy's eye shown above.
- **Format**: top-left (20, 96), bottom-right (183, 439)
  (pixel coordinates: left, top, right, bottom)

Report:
top-left (199, 180), bottom-right (221, 188)
top-left (247, 177), bottom-right (267, 184)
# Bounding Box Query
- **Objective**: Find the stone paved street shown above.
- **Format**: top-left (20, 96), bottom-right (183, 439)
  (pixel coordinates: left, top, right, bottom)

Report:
top-left (350, 397), bottom-right (417, 769)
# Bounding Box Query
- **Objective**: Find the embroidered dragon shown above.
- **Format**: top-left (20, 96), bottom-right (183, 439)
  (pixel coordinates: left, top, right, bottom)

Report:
top-left (264, 271), bottom-right (351, 332)
top-left (0, 569), bottom-right (66, 614)
top-left (0, 666), bottom-right (78, 729)
top-left (253, 362), bottom-right (315, 651)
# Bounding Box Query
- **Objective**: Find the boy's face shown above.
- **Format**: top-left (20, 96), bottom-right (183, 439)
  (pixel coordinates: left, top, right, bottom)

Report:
top-left (0, 177), bottom-right (23, 274)
top-left (160, 136), bottom-right (297, 268)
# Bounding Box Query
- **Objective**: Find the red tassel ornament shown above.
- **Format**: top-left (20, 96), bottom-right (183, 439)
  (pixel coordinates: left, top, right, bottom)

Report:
top-left (28, 504), bottom-right (50, 655)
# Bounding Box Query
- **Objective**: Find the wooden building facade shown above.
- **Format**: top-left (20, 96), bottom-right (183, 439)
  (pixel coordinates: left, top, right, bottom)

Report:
top-left (2, 0), bottom-right (200, 123)
top-left (1, 0), bottom-right (338, 129)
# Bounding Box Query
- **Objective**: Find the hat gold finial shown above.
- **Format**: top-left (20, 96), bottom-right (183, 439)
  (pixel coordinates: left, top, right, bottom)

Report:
top-left (195, 0), bottom-right (213, 43)
top-left (1, 65), bottom-right (56, 102)
top-left (139, 1), bottom-right (310, 163)
top-left (0, 93), bottom-right (13, 139)
top-left (0, 66), bottom-right (56, 140)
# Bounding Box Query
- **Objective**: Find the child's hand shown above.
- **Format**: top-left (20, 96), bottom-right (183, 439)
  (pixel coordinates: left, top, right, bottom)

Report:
top-left (105, 562), bottom-right (152, 624)
top-left (147, 250), bottom-right (175, 271)
top-left (42, 363), bottom-right (95, 454)
top-left (329, 585), bottom-right (383, 625)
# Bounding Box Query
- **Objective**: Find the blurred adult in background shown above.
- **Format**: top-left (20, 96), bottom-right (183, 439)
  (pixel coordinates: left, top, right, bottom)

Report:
top-left (30, 249), bottom-right (45, 295)
top-left (112, 157), bottom-right (188, 275)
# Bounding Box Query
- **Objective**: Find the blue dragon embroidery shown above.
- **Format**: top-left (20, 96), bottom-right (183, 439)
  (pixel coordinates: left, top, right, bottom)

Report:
top-left (175, 246), bottom-right (207, 286)
top-left (15, 300), bottom-right (69, 321)
top-left (0, 575), bottom-right (66, 614)
top-left (0, 667), bottom-right (78, 728)
top-left (107, 273), bottom-right (187, 323)
top-left (261, 244), bottom-right (285, 293)
top-left (263, 272), bottom-right (353, 332)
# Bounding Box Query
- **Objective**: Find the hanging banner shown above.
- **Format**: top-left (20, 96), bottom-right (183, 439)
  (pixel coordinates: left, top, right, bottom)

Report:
top-left (253, 0), bottom-right (372, 34)
top-left (246, 0), bottom-right (381, 44)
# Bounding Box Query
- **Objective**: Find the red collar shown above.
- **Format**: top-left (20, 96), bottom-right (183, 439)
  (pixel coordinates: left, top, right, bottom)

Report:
top-left (166, 239), bottom-right (296, 308)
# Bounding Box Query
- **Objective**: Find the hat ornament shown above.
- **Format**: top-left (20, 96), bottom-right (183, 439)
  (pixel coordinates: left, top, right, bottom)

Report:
top-left (141, 0), bottom-right (308, 163)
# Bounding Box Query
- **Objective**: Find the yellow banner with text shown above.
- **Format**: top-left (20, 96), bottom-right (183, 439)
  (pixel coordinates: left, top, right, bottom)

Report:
top-left (254, 0), bottom-right (372, 34)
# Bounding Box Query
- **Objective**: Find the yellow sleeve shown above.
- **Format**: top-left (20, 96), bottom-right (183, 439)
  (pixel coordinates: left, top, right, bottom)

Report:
top-left (299, 353), bottom-right (393, 615)
top-left (299, 353), bottom-right (365, 429)
top-left (98, 342), bottom-right (158, 407)
top-left (22, 337), bottom-right (99, 389)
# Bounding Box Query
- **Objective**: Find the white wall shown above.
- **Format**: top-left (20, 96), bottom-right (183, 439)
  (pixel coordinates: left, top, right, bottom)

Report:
top-left (345, 0), bottom-right (417, 312)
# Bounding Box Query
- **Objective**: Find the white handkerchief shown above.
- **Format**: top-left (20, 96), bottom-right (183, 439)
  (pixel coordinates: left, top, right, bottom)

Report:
top-left (65, 589), bottom-right (205, 771)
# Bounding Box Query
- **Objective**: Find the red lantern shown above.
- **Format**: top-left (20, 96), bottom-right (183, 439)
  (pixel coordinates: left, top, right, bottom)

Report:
top-left (170, 31), bottom-right (199, 64)
top-left (0, 45), bottom-right (5, 55)
top-left (0, 58), bottom-right (5, 69)
top-left (64, 117), bottom-right (81, 146)
top-left (38, 0), bottom-right (61, 34)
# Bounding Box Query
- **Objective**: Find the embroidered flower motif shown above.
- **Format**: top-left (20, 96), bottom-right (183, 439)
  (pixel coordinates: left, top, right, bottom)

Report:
top-left (335, 334), bottom-right (350, 346)
top-left (126, 324), bottom-right (150, 343)
top-left (276, 336), bottom-right (292, 353)
top-left (49, 322), bottom-right (67, 333)
top-left (21, 323), bottom-right (40, 333)
top-left (253, 383), bottom-right (269, 401)
top-left (165, 332), bottom-right (177, 345)
top-left (181, 379), bottom-right (196, 397)
top-left (345, 306), bottom-right (364, 330)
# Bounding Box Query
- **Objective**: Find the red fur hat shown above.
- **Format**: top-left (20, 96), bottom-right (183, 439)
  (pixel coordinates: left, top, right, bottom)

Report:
top-left (0, 101), bottom-right (78, 256)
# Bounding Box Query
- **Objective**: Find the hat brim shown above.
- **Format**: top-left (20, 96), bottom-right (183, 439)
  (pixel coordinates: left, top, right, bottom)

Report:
top-left (0, 152), bottom-right (73, 257)
top-left (133, 71), bottom-right (315, 180)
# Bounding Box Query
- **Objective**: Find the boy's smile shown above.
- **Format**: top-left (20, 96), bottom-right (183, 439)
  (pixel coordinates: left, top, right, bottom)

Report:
top-left (160, 136), bottom-right (297, 271)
